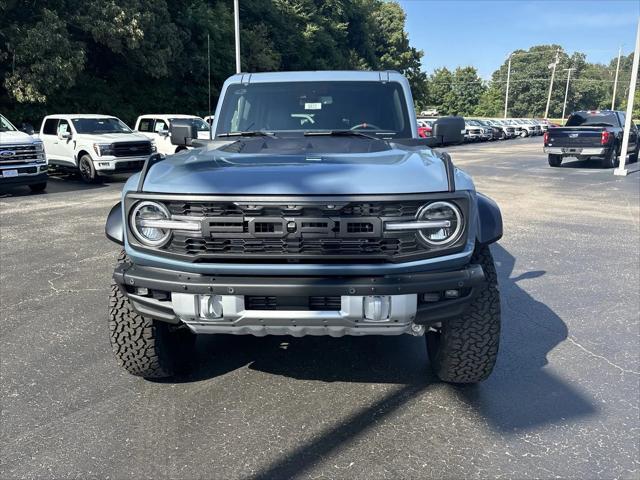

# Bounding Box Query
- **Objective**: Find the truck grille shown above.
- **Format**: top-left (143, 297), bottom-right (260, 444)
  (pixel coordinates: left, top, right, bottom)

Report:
top-left (112, 141), bottom-right (152, 157)
top-left (126, 196), bottom-right (468, 264)
top-left (0, 144), bottom-right (44, 165)
top-left (161, 199), bottom-right (431, 262)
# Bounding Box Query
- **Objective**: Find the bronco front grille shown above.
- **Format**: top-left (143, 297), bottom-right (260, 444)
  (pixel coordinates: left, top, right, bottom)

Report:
top-left (127, 195), bottom-right (468, 263)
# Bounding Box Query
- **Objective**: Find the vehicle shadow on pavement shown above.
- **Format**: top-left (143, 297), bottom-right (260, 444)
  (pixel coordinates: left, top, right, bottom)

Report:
top-left (559, 158), bottom-right (610, 169)
top-left (452, 243), bottom-right (596, 432)
top-left (169, 243), bottom-right (595, 435)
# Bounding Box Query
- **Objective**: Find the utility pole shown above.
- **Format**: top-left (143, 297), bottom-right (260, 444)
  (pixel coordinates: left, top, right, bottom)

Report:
top-left (561, 68), bottom-right (573, 124)
top-left (504, 54), bottom-right (511, 118)
top-left (207, 33), bottom-right (212, 140)
top-left (614, 17), bottom-right (640, 176)
top-left (611, 45), bottom-right (622, 110)
top-left (234, 0), bottom-right (241, 73)
top-left (544, 49), bottom-right (560, 119)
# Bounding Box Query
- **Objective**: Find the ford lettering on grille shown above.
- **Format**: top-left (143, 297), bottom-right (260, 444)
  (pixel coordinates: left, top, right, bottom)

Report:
top-left (201, 216), bottom-right (381, 239)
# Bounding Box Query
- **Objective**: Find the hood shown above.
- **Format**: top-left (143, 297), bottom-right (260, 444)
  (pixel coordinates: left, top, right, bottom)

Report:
top-left (142, 140), bottom-right (450, 195)
top-left (0, 130), bottom-right (38, 145)
top-left (76, 132), bottom-right (150, 144)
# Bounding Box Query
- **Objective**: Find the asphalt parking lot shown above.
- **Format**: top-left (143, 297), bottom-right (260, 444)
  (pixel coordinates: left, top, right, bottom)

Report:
top-left (1, 137), bottom-right (639, 479)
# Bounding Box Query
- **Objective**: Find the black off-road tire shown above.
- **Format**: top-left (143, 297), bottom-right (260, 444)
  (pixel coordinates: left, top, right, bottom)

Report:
top-left (426, 245), bottom-right (501, 383)
top-left (28, 182), bottom-right (47, 193)
top-left (548, 154), bottom-right (562, 167)
top-left (108, 252), bottom-right (195, 378)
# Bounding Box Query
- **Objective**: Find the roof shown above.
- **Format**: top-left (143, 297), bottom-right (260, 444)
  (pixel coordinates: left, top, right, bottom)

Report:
top-left (224, 70), bottom-right (405, 84)
top-left (43, 114), bottom-right (118, 119)
top-left (137, 114), bottom-right (202, 119)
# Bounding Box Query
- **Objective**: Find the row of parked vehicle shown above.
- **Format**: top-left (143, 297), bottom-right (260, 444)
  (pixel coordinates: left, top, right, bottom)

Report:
top-left (417, 117), bottom-right (553, 142)
top-left (0, 113), bottom-right (214, 191)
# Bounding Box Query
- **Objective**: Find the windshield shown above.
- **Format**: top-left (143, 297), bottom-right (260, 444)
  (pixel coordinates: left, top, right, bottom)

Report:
top-left (170, 117), bottom-right (209, 132)
top-left (71, 117), bottom-right (132, 134)
top-left (0, 114), bottom-right (18, 132)
top-left (566, 112), bottom-right (619, 127)
top-left (217, 81), bottom-right (412, 137)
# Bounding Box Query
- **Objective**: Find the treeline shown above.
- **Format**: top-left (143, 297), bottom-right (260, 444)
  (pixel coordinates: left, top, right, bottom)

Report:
top-left (0, 0), bottom-right (426, 126)
top-left (423, 45), bottom-right (638, 119)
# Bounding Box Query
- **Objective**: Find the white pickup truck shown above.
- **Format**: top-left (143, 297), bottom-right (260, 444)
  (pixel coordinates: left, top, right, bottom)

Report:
top-left (40, 114), bottom-right (156, 183)
top-left (0, 114), bottom-right (48, 192)
top-left (134, 115), bottom-right (210, 155)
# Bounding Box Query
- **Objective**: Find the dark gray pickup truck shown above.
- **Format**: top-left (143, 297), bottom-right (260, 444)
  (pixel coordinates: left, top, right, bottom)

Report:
top-left (543, 110), bottom-right (639, 168)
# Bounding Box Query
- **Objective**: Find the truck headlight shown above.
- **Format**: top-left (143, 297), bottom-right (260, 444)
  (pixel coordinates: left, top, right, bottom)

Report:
top-left (130, 201), bottom-right (172, 246)
top-left (93, 143), bottom-right (114, 157)
top-left (416, 201), bottom-right (463, 246)
top-left (151, 141), bottom-right (157, 153)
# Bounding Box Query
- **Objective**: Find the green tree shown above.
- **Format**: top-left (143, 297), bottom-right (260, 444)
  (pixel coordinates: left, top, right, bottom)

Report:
top-left (0, 0), bottom-right (427, 126)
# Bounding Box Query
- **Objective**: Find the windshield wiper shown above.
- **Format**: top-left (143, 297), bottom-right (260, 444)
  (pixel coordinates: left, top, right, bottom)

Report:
top-left (304, 130), bottom-right (381, 140)
top-left (218, 130), bottom-right (276, 138)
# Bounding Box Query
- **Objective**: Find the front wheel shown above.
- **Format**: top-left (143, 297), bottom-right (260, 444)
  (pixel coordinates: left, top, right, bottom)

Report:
top-left (521, 130), bottom-right (528, 138)
top-left (108, 252), bottom-right (195, 378)
top-left (78, 154), bottom-right (100, 183)
top-left (426, 245), bottom-right (501, 383)
top-left (548, 154), bottom-right (562, 167)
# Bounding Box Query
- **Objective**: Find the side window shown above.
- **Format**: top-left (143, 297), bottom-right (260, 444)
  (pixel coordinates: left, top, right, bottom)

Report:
top-left (617, 112), bottom-right (625, 127)
top-left (42, 119), bottom-right (58, 135)
top-left (138, 119), bottom-right (154, 132)
top-left (154, 120), bottom-right (168, 133)
top-left (57, 120), bottom-right (70, 136)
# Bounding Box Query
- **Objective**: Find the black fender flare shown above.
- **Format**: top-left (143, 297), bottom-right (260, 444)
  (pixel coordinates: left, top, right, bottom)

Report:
top-left (105, 202), bottom-right (124, 245)
top-left (476, 193), bottom-right (502, 246)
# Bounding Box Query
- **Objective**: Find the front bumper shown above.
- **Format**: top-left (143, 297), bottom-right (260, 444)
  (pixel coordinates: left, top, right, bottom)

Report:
top-left (544, 146), bottom-right (607, 156)
top-left (113, 262), bottom-right (486, 336)
top-left (0, 163), bottom-right (48, 187)
top-left (93, 156), bottom-right (148, 172)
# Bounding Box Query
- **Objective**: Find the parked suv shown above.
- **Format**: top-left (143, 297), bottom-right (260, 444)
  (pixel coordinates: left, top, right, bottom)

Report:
top-left (0, 114), bottom-right (47, 192)
top-left (134, 115), bottom-right (210, 155)
top-left (105, 71), bottom-right (503, 384)
top-left (40, 114), bottom-right (155, 183)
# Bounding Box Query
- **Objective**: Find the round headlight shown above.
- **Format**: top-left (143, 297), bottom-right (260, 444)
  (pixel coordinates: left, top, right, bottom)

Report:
top-left (130, 201), bottom-right (171, 247)
top-left (417, 201), bottom-right (463, 246)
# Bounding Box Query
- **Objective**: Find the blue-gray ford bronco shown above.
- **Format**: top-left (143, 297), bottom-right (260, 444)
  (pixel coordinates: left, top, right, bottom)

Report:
top-left (105, 71), bottom-right (503, 383)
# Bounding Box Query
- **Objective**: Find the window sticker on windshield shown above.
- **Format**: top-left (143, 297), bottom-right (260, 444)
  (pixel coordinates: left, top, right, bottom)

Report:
top-left (304, 102), bottom-right (322, 110)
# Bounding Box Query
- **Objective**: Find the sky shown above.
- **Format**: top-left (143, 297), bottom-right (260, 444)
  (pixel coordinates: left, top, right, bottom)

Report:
top-left (399, 0), bottom-right (639, 78)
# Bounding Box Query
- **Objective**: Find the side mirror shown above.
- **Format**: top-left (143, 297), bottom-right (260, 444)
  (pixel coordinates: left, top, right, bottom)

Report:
top-left (170, 120), bottom-right (197, 146)
top-left (60, 131), bottom-right (72, 140)
top-left (432, 116), bottom-right (465, 146)
top-left (159, 130), bottom-right (170, 137)
top-left (20, 123), bottom-right (35, 135)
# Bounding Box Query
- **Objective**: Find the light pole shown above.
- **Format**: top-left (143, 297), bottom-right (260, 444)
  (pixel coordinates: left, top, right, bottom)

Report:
top-left (503, 55), bottom-right (511, 118)
top-left (611, 45), bottom-right (622, 110)
top-left (561, 68), bottom-right (573, 124)
top-left (234, 0), bottom-right (241, 73)
top-left (544, 49), bottom-right (560, 119)
top-left (614, 17), bottom-right (640, 176)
